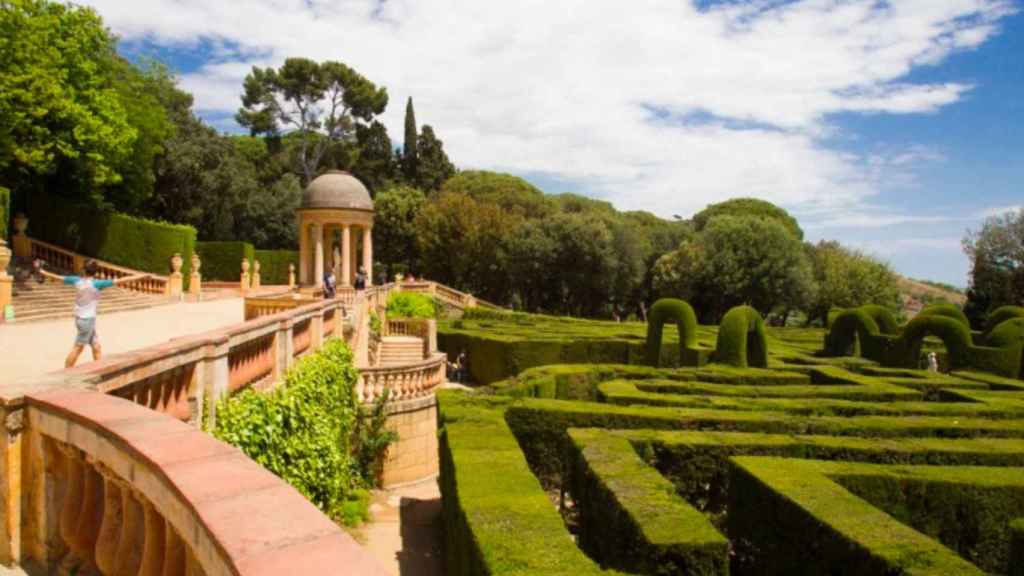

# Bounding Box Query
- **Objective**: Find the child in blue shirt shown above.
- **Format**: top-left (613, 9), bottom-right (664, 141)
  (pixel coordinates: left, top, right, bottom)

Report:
top-left (40, 259), bottom-right (150, 368)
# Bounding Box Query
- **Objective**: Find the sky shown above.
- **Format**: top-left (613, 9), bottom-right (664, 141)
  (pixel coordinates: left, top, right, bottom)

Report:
top-left (85, 0), bottom-right (1024, 287)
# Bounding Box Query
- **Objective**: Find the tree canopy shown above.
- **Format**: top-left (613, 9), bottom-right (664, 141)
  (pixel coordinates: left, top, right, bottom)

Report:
top-left (692, 197), bottom-right (804, 240)
top-left (236, 58), bottom-right (388, 184)
top-left (963, 208), bottom-right (1024, 326)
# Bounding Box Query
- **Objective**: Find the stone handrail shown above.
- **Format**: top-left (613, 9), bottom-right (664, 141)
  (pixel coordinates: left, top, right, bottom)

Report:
top-left (398, 280), bottom-right (501, 310)
top-left (383, 318), bottom-right (434, 359)
top-left (243, 291), bottom-right (317, 320)
top-left (0, 388), bottom-right (388, 574)
top-left (56, 297), bottom-right (351, 426)
top-left (356, 352), bottom-right (447, 404)
top-left (28, 237), bottom-right (171, 296)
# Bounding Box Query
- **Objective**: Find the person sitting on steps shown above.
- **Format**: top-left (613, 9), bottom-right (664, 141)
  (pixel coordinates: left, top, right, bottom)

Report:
top-left (39, 259), bottom-right (151, 368)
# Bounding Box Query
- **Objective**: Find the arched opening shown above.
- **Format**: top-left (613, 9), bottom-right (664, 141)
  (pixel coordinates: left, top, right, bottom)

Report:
top-left (900, 314), bottom-right (973, 371)
top-left (715, 305), bottom-right (768, 368)
top-left (645, 299), bottom-right (698, 367)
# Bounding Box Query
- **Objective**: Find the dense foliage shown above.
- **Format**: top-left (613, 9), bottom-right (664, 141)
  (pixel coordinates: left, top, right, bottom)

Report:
top-left (963, 208), bottom-right (1024, 327)
top-left (387, 291), bottom-right (437, 319)
top-left (212, 339), bottom-right (392, 524)
top-left (806, 241), bottom-right (901, 326)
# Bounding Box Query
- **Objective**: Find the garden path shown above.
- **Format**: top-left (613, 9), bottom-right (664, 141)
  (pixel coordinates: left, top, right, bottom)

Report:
top-left (0, 297), bottom-right (244, 384)
top-left (362, 477), bottom-right (444, 576)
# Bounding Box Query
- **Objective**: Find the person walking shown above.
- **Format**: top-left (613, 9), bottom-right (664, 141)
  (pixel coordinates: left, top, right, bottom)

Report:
top-left (323, 269), bottom-right (337, 299)
top-left (354, 266), bottom-right (367, 290)
top-left (39, 260), bottom-right (150, 368)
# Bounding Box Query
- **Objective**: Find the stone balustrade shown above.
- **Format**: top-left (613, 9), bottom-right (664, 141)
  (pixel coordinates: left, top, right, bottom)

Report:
top-left (383, 318), bottom-right (437, 360)
top-left (26, 237), bottom-right (172, 296)
top-left (396, 280), bottom-right (500, 311)
top-left (0, 388), bottom-right (389, 574)
top-left (356, 353), bottom-right (447, 404)
top-left (243, 291), bottom-right (317, 321)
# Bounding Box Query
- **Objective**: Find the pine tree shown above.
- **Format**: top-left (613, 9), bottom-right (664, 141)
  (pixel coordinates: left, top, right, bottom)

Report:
top-left (402, 97), bottom-right (418, 182)
top-left (415, 125), bottom-right (456, 191)
top-left (353, 120), bottom-right (396, 194)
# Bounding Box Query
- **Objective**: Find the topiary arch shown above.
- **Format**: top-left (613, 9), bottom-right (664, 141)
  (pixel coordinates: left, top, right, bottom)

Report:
top-left (985, 306), bottom-right (1024, 334)
top-left (859, 305), bottom-right (900, 335)
top-left (918, 303), bottom-right (970, 328)
top-left (645, 299), bottom-right (699, 367)
top-left (901, 314), bottom-right (974, 370)
top-left (714, 305), bottom-right (768, 368)
top-left (987, 318), bottom-right (1024, 349)
top-left (825, 308), bottom-right (882, 357)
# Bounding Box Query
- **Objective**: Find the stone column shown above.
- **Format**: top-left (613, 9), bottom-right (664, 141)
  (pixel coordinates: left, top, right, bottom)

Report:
top-left (298, 219), bottom-right (309, 285)
top-left (314, 223), bottom-right (324, 288)
top-left (341, 225), bottom-right (352, 287)
top-left (362, 227), bottom-right (373, 286)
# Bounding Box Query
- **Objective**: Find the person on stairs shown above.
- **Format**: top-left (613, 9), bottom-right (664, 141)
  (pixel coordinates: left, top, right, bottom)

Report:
top-left (39, 260), bottom-right (150, 368)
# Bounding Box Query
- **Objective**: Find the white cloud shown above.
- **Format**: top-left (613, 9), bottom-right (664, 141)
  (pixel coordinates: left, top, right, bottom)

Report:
top-left (82, 0), bottom-right (1015, 224)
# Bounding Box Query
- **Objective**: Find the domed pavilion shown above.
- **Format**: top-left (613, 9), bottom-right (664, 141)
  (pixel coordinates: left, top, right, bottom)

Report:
top-left (297, 170), bottom-right (374, 288)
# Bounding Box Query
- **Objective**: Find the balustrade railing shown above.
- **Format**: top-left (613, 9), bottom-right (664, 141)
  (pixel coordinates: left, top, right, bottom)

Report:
top-left (293, 318), bottom-right (312, 356)
top-left (28, 237), bottom-right (170, 295)
top-left (228, 333), bottom-right (276, 392)
top-left (244, 291), bottom-right (316, 320)
top-left (0, 389), bottom-right (388, 574)
top-left (356, 353), bottom-right (447, 404)
top-left (384, 317), bottom-right (433, 359)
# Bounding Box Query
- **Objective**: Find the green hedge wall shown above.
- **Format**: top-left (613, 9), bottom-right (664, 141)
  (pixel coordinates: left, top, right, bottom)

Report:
top-left (645, 298), bottom-right (701, 367)
top-left (254, 249), bottom-right (299, 285)
top-left (196, 241), bottom-right (254, 282)
top-left (714, 305), bottom-right (768, 368)
top-left (567, 429), bottom-right (728, 575)
top-left (0, 186), bottom-right (9, 240)
top-left (27, 193), bottom-right (196, 287)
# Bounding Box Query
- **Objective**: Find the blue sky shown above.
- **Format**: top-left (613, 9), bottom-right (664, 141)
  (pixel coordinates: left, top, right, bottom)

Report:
top-left (97, 0), bottom-right (1023, 287)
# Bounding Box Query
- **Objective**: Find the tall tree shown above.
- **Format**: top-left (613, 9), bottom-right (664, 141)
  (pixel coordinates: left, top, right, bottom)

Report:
top-left (414, 125), bottom-right (456, 191)
top-left (236, 58), bottom-right (388, 185)
top-left (805, 241), bottom-right (900, 326)
top-left (692, 197), bottom-right (804, 240)
top-left (352, 120), bottom-right (396, 194)
top-left (402, 97), bottom-right (418, 182)
top-left (963, 208), bottom-right (1024, 326)
top-left (0, 0), bottom-right (137, 202)
top-left (373, 185), bottom-right (426, 280)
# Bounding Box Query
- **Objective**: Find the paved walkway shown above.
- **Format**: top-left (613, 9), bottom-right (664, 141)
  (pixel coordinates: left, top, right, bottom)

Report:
top-left (0, 298), bottom-right (245, 383)
top-left (362, 478), bottom-right (444, 576)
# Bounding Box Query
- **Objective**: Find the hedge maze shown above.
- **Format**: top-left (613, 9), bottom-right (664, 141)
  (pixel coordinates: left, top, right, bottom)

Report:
top-left (438, 309), bottom-right (1024, 575)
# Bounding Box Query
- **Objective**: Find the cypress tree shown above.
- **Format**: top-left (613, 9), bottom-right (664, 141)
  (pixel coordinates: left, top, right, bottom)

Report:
top-left (415, 125), bottom-right (456, 191)
top-left (402, 97), bottom-right (418, 182)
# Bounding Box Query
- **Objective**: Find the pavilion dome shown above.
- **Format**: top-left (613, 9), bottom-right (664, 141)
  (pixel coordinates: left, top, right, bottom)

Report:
top-left (301, 170), bottom-right (373, 211)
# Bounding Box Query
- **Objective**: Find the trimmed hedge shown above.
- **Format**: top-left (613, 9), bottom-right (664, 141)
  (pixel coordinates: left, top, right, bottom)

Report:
top-left (919, 302), bottom-right (971, 327)
top-left (567, 429), bottom-right (728, 575)
top-left (437, 392), bottom-right (619, 575)
top-left (0, 186), bottom-right (9, 241)
top-left (254, 249), bottom-right (299, 285)
top-left (26, 193), bottom-right (196, 287)
top-left (986, 306), bottom-right (1024, 334)
top-left (902, 314), bottom-right (974, 368)
top-left (645, 298), bottom-right (701, 367)
top-left (729, 457), bottom-right (989, 575)
top-left (196, 241), bottom-right (255, 282)
top-left (988, 317), bottom-right (1024, 349)
top-left (1012, 518), bottom-right (1024, 576)
top-left (860, 304), bottom-right (900, 334)
top-left (714, 305), bottom-right (768, 368)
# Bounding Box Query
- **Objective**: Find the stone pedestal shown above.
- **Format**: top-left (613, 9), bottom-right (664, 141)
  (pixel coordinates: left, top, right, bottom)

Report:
top-left (167, 253), bottom-right (183, 299)
top-left (378, 395), bottom-right (439, 488)
top-left (240, 260), bottom-right (251, 294)
top-left (0, 240), bottom-right (12, 317)
top-left (11, 214), bottom-right (30, 260)
top-left (252, 260), bottom-right (261, 289)
top-left (189, 253), bottom-right (202, 295)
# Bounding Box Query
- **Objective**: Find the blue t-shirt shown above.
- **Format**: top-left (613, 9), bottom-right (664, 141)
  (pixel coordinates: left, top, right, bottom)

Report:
top-left (63, 276), bottom-right (114, 318)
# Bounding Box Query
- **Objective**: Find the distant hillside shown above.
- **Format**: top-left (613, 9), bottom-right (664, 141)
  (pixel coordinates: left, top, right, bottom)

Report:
top-left (898, 276), bottom-right (966, 317)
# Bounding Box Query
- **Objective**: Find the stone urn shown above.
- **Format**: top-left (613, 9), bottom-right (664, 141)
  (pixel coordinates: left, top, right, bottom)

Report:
top-left (12, 213), bottom-right (27, 236)
top-left (191, 253), bottom-right (201, 274)
top-left (253, 259), bottom-right (261, 274)
top-left (0, 240), bottom-right (10, 277)
top-left (170, 253), bottom-right (183, 276)
top-left (241, 259), bottom-right (250, 274)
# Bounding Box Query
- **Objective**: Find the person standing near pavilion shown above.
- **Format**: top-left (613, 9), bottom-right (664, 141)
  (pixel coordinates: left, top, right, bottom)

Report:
top-left (354, 266), bottom-right (367, 290)
top-left (39, 260), bottom-right (150, 368)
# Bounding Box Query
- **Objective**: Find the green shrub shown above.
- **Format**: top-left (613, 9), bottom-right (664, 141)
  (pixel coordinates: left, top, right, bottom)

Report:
top-left (387, 291), bottom-right (437, 318)
top-left (26, 192), bottom-right (196, 286)
top-left (567, 429), bottom-right (728, 575)
top-left (212, 339), bottom-right (363, 521)
top-left (985, 306), bottom-right (1024, 334)
top-left (196, 241), bottom-right (255, 282)
top-left (0, 186), bottom-right (9, 240)
top-left (645, 298), bottom-right (701, 367)
top-left (919, 303), bottom-right (971, 328)
top-left (714, 305), bottom-right (768, 368)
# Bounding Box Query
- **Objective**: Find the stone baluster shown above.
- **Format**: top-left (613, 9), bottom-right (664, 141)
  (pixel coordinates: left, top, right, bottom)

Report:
top-left (58, 446), bottom-right (87, 569)
top-left (162, 522), bottom-right (186, 576)
top-left (115, 489), bottom-right (145, 576)
top-left (94, 466), bottom-right (123, 574)
top-left (71, 460), bottom-right (104, 570)
top-left (139, 501), bottom-right (166, 576)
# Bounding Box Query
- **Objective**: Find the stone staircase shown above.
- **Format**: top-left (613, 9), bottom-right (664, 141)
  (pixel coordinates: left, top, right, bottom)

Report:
top-left (378, 335), bottom-right (426, 366)
top-left (10, 273), bottom-right (171, 323)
